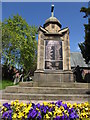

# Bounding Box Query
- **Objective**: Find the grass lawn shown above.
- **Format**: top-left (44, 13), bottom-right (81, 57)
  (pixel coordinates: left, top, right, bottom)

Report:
top-left (0, 79), bottom-right (14, 90)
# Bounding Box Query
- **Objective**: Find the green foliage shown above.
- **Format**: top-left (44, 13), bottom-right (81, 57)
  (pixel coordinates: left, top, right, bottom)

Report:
top-left (2, 14), bottom-right (38, 73)
top-left (79, 5), bottom-right (90, 64)
top-left (80, 7), bottom-right (90, 18)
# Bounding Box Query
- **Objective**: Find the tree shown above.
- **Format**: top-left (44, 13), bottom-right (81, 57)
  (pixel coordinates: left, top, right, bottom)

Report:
top-left (2, 14), bottom-right (38, 74)
top-left (78, 2), bottom-right (90, 64)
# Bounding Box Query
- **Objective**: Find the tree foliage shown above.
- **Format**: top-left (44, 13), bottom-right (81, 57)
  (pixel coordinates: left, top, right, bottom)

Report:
top-left (78, 6), bottom-right (90, 64)
top-left (2, 14), bottom-right (38, 74)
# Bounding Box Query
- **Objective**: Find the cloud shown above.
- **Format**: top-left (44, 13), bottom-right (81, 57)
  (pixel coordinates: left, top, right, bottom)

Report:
top-left (76, 46), bottom-right (80, 52)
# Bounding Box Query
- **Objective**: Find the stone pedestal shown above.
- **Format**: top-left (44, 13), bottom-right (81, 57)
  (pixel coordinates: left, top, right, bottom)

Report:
top-left (34, 70), bottom-right (73, 85)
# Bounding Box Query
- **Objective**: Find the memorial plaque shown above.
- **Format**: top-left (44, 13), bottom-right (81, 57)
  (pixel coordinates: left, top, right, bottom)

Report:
top-left (45, 40), bottom-right (63, 70)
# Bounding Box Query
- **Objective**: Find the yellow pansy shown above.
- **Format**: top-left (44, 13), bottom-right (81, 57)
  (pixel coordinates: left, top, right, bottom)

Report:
top-left (45, 114), bottom-right (50, 119)
top-left (62, 101), bottom-right (65, 104)
top-left (11, 101), bottom-right (14, 106)
top-left (15, 107), bottom-right (20, 111)
top-left (4, 107), bottom-right (7, 111)
top-left (24, 109), bottom-right (29, 114)
top-left (54, 111), bottom-right (57, 116)
top-left (18, 111), bottom-right (24, 119)
top-left (77, 103), bottom-right (81, 108)
top-left (67, 102), bottom-right (72, 108)
top-left (28, 103), bottom-right (32, 108)
top-left (73, 102), bottom-right (77, 108)
top-left (20, 102), bottom-right (24, 107)
top-left (23, 103), bottom-right (32, 113)
top-left (48, 111), bottom-right (52, 116)
top-left (59, 106), bottom-right (64, 111)
top-left (65, 112), bottom-right (69, 117)
top-left (25, 115), bottom-right (27, 119)
top-left (43, 102), bottom-right (48, 106)
top-left (55, 106), bottom-right (58, 110)
top-left (80, 112), bottom-right (87, 118)
top-left (13, 102), bottom-right (16, 106)
top-left (64, 110), bottom-right (68, 113)
top-left (84, 102), bottom-right (89, 107)
top-left (23, 103), bottom-right (27, 107)
top-left (12, 113), bottom-right (17, 119)
top-left (57, 109), bottom-right (62, 115)
top-left (36, 107), bottom-right (40, 111)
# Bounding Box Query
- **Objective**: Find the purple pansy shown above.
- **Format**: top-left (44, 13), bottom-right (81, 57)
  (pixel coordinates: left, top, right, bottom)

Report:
top-left (37, 112), bottom-right (42, 120)
top-left (3, 103), bottom-right (11, 110)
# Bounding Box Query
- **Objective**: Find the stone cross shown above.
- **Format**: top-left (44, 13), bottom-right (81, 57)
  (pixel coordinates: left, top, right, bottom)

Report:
top-left (51, 4), bottom-right (54, 17)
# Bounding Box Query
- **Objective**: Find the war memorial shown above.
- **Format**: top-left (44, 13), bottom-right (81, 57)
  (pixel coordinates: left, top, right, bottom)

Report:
top-left (2, 5), bottom-right (89, 101)
top-left (34, 5), bottom-right (73, 84)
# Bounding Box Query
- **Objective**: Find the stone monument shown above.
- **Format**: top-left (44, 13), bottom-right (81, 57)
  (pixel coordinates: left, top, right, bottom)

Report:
top-left (34, 5), bottom-right (73, 84)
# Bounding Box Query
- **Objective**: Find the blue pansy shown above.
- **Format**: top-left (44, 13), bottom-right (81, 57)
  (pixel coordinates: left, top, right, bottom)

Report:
top-left (3, 103), bottom-right (11, 110)
top-left (37, 112), bottom-right (42, 120)
top-left (36, 103), bottom-right (41, 109)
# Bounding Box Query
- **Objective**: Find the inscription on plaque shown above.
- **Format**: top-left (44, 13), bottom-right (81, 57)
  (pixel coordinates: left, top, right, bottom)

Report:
top-left (45, 40), bottom-right (63, 70)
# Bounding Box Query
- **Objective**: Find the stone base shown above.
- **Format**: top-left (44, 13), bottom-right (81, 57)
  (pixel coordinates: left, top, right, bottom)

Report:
top-left (33, 70), bottom-right (74, 85)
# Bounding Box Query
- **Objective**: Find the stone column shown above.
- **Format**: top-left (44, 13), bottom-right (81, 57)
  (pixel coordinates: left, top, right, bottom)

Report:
top-left (63, 30), bottom-right (71, 70)
top-left (67, 31), bottom-right (71, 70)
top-left (37, 30), bottom-right (44, 70)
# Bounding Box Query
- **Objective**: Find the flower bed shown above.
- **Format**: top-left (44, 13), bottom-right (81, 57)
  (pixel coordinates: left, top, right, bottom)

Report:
top-left (0, 100), bottom-right (90, 120)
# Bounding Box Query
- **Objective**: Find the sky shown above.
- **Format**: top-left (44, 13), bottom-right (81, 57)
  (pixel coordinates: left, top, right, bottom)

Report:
top-left (2, 2), bottom-right (88, 52)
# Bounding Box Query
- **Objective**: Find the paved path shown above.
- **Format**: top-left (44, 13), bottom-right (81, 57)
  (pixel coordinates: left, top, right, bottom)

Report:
top-left (0, 99), bottom-right (88, 105)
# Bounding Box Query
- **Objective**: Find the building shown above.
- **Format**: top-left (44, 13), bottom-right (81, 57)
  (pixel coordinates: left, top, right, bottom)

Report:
top-left (71, 52), bottom-right (90, 82)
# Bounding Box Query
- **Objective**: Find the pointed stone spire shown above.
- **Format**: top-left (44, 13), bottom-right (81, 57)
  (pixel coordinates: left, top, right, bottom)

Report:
top-left (51, 4), bottom-right (54, 17)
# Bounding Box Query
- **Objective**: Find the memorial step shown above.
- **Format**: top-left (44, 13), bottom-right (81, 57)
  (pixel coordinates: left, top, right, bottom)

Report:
top-left (2, 93), bottom-right (89, 101)
top-left (2, 82), bottom-right (90, 101)
top-left (5, 86), bottom-right (89, 94)
top-left (19, 82), bottom-right (89, 88)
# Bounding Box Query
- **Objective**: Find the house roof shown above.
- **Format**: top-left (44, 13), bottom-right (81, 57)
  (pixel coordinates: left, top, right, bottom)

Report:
top-left (70, 52), bottom-right (88, 68)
